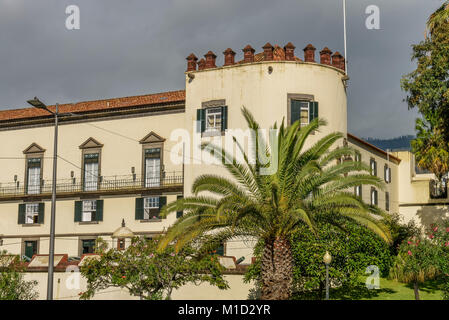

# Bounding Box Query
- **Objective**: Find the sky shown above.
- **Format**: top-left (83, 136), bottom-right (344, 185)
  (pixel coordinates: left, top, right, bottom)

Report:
top-left (0, 0), bottom-right (443, 138)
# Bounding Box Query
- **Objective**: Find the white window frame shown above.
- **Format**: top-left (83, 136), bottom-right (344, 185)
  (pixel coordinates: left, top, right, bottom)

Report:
top-left (82, 200), bottom-right (97, 222)
top-left (27, 159), bottom-right (41, 195)
top-left (25, 203), bottom-right (39, 224)
top-left (385, 166), bottom-right (391, 183)
top-left (299, 103), bottom-right (310, 128)
top-left (355, 185), bottom-right (362, 197)
top-left (371, 188), bottom-right (378, 206)
top-left (144, 197), bottom-right (159, 220)
top-left (370, 159), bottom-right (377, 176)
top-left (205, 107), bottom-right (222, 133)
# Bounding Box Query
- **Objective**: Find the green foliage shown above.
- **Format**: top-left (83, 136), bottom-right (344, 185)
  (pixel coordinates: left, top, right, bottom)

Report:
top-left (245, 218), bottom-right (393, 300)
top-left (159, 107), bottom-right (391, 252)
top-left (410, 117), bottom-right (449, 181)
top-left (383, 212), bottom-right (420, 256)
top-left (79, 237), bottom-right (228, 300)
top-left (390, 222), bottom-right (449, 299)
top-left (0, 250), bottom-right (38, 300)
top-left (402, 4), bottom-right (449, 172)
top-left (159, 107), bottom-right (391, 299)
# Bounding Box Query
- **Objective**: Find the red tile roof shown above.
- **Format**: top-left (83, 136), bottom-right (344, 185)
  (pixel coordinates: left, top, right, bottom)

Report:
top-left (347, 133), bottom-right (401, 164)
top-left (0, 90), bottom-right (186, 122)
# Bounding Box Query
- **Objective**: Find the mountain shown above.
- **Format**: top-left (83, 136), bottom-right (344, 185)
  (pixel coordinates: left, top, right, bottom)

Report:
top-left (362, 135), bottom-right (415, 151)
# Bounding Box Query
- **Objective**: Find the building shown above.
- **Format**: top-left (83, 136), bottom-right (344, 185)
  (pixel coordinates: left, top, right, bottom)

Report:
top-left (0, 41), bottom-right (446, 275)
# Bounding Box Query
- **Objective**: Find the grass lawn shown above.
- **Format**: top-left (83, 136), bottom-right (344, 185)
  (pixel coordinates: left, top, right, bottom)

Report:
top-left (358, 278), bottom-right (443, 300)
top-left (327, 277), bottom-right (444, 300)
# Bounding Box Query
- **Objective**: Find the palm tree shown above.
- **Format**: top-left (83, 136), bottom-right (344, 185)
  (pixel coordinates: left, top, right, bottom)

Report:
top-left (158, 107), bottom-right (391, 300)
top-left (427, 1), bottom-right (449, 35)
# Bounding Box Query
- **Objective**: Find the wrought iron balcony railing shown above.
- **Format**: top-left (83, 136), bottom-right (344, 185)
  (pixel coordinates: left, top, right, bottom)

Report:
top-left (0, 171), bottom-right (183, 198)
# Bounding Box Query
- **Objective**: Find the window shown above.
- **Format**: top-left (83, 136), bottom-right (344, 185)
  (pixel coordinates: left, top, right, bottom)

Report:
top-left (144, 148), bottom-right (161, 187)
top-left (83, 153), bottom-right (99, 191)
top-left (25, 204), bottom-right (39, 224)
top-left (355, 151), bottom-right (361, 163)
top-left (384, 165), bottom-right (391, 183)
top-left (117, 238), bottom-right (125, 250)
top-left (23, 240), bottom-right (38, 260)
top-left (176, 195), bottom-right (184, 218)
top-left (144, 197), bottom-right (159, 220)
top-left (18, 203), bottom-right (44, 225)
top-left (355, 185), bottom-right (362, 198)
top-left (290, 100), bottom-right (318, 127)
top-left (205, 107), bottom-right (222, 133)
top-left (385, 192), bottom-right (390, 211)
top-left (82, 200), bottom-right (97, 222)
top-left (197, 106), bottom-right (228, 134)
top-left (26, 158), bottom-right (41, 194)
top-left (135, 196), bottom-right (167, 220)
top-left (74, 200), bottom-right (103, 222)
top-left (370, 158), bottom-right (377, 176)
top-left (81, 239), bottom-right (96, 254)
top-left (371, 188), bottom-right (378, 206)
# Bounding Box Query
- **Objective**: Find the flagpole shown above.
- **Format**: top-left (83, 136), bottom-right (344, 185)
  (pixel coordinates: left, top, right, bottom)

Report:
top-left (343, 0), bottom-right (348, 74)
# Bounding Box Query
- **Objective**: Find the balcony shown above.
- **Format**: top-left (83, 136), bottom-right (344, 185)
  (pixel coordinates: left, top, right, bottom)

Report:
top-left (429, 179), bottom-right (448, 199)
top-left (0, 171), bottom-right (183, 201)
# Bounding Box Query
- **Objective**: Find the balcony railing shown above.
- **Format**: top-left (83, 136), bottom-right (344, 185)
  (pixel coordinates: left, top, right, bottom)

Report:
top-left (0, 171), bottom-right (183, 198)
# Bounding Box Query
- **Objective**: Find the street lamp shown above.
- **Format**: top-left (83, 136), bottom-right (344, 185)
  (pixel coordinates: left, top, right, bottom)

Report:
top-left (323, 251), bottom-right (332, 300)
top-left (27, 97), bottom-right (59, 300)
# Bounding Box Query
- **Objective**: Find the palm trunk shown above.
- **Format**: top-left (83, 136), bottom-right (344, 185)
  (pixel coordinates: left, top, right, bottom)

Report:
top-left (260, 236), bottom-right (293, 300)
top-left (414, 282), bottom-right (420, 300)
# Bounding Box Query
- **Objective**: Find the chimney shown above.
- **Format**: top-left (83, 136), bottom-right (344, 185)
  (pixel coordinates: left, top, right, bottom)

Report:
top-left (223, 48), bottom-right (236, 66)
top-left (332, 52), bottom-right (343, 70)
top-left (303, 44), bottom-right (316, 63)
top-left (340, 57), bottom-right (346, 72)
top-left (284, 42), bottom-right (296, 61)
top-left (198, 58), bottom-right (206, 70)
top-left (320, 47), bottom-right (332, 65)
top-left (242, 45), bottom-right (255, 63)
top-left (186, 53), bottom-right (198, 72)
top-left (262, 42), bottom-right (274, 61)
top-left (204, 51), bottom-right (217, 69)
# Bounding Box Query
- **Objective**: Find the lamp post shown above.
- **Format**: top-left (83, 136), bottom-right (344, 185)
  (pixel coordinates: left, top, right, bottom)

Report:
top-left (323, 251), bottom-right (332, 300)
top-left (26, 97), bottom-right (59, 300)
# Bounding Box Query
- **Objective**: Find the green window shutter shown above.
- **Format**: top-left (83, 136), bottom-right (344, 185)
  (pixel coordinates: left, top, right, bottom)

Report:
top-left (135, 198), bottom-right (144, 220)
top-left (176, 195), bottom-right (183, 219)
top-left (309, 101), bottom-right (318, 122)
top-left (74, 201), bottom-right (82, 222)
top-left (18, 204), bottom-right (26, 224)
top-left (197, 109), bottom-right (206, 133)
top-left (290, 100), bottom-right (301, 125)
top-left (159, 196), bottom-right (167, 219)
top-left (221, 106), bottom-right (228, 132)
top-left (38, 203), bottom-right (45, 224)
top-left (96, 200), bottom-right (103, 221)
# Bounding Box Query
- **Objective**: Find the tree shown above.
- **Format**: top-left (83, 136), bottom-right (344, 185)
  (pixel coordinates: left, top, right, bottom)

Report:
top-left (158, 107), bottom-right (391, 300)
top-left (389, 222), bottom-right (449, 300)
top-left (246, 217), bottom-right (393, 300)
top-left (402, 2), bottom-right (449, 163)
top-left (0, 250), bottom-right (38, 300)
top-left (427, 1), bottom-right (449, 34)
top-left (410, 117), bottom-right (449, 182)
top-left (79, 237), bottom-right (228, 300)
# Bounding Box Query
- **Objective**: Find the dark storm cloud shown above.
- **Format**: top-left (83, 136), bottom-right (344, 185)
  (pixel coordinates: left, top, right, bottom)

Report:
top-left (0, 0), bottom-right (442, 138)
